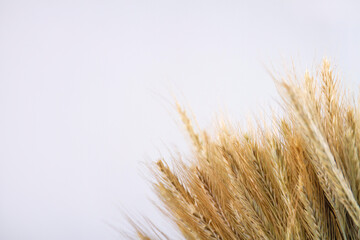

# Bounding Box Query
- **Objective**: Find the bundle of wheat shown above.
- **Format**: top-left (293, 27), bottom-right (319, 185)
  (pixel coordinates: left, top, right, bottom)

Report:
top-left (130, 59), bottom-right (360, 240)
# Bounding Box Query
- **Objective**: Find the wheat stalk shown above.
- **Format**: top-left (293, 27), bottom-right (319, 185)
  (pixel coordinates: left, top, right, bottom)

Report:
top-left (129, 59), bottom-right (360, 240)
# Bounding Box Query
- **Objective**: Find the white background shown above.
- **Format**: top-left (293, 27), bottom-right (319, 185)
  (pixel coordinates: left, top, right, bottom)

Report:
top-left (1, 1), bottom-right (360, 239)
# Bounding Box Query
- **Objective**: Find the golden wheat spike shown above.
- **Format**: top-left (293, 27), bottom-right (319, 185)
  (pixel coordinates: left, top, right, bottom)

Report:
top-left (128, 59), bottom-right (360, 240)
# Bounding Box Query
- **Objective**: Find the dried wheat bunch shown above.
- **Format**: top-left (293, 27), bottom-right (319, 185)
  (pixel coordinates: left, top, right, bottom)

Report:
top-left (130, 59), bottom-right (360, 240)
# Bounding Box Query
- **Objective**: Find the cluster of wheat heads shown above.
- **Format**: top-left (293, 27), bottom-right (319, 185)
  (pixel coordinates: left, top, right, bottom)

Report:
top-left (131, 59), bottom-right (360, 240)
